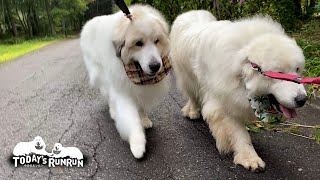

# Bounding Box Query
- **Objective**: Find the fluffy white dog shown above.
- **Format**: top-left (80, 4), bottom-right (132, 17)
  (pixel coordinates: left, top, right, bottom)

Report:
top-left (13, 136), bottom-right (49, 156)
top-left (51, 143), bottom-right (83, 160)
top-left (80, 5), bottom-right (170, 158)
top-left (170, 10), bottom-right (307, 171)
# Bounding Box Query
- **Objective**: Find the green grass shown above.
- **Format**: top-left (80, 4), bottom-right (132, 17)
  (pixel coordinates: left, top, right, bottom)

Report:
top-left (292, 19), bottom-right (320, 78)
top-left (292, 19), bottom-right (320, 98)
top-left (0, 37), bottom-right (61, 63)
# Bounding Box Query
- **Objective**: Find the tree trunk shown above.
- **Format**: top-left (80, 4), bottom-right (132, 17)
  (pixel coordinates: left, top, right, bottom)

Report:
top-left (44, 0), bottom-right (55, 35)
top-left (62, 19), bottom-right (67, 37)
top-left (31, 1), bottom-right (39, 36)
top-left (308, 0), bottom-right (316, 16)
top-left (3, 0), bottom-right (18, 37)
top-left (293, 0), bottom-right (302, 18)
top-left (305, 0), bottom-right (309, 14)
top-left (27, 4), bottom-right (33, 38)
top-left (15, 7), bottom-right (28, 34)
top-left (4, 13), bottom-right (11, 34)
top-left (211, 0), bottom-right (221, 20)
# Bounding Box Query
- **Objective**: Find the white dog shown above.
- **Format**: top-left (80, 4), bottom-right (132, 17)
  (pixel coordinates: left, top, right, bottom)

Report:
top-left (51, 143), bottom-right (83, 160)
top-left (13, 136), bottom-right (50, 156)
top-left (80, 5), bottom-right (170, 158)
top-left (170, 10), bottom-right (307, 171)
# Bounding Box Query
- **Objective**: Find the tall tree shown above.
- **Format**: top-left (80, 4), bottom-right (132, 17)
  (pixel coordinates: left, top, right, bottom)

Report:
top-left (45, 0), bottom-right (55, 35)
top-left (294, 0), bottom-right (302, 18)
top-left (307, 0), bottom-right (316, 16)
top-left (3, 0), bottom-right (18, 37)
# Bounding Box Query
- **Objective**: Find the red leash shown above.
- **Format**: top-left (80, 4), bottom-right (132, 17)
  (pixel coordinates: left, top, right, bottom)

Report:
top-left (251, 63), bottom-right (320, 84)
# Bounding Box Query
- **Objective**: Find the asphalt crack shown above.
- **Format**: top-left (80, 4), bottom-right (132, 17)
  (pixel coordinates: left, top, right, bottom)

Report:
top-left (88, 113), bottom-right (104, 179)
top-left (169, 93), bottom-right (183, 108)
top-left (159, 158), bottom-right (176, 180)
top-left (8, 167), bottom-right (17, 179)
top-left (125, 168), bottom-right (149, 180)
top-left (47, 168), bottom-right (53, 180)
top-left (58, 74), bottom-right (87, 144)
top-left (27, 112), bottom-right (49, 138)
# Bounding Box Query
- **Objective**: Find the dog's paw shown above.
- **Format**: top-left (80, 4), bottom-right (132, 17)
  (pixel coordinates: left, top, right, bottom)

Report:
top-left (234, 152), bottom-right (265, 172)
top-left (129, 133), bottom-right (146, 159)
top-left (188, 110), bottom-right (200, 119)
top-left (130, 143), bottom-right (146, 159)
top-left (142, 116), bottom-right (153, 129)
top-left (181, 104), bottom-right (190, 117)
top-left (182, 104), bottom-right (200, 120)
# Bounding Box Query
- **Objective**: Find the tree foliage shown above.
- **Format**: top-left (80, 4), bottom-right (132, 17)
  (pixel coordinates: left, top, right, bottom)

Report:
top-left (0, 0), bottom-right (319, 39)
top-left (0, 0), bottom-right (113, 38)
top-left (129, 0), bottom-right (319, 30)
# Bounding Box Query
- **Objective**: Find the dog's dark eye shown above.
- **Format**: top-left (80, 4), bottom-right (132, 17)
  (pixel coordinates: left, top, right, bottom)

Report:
top-left (154, 39), bottom-right (159, 44)
top-left (296, 68), bottom-right (300, 72)
top-left (135, 41), bottom-right (144, 47)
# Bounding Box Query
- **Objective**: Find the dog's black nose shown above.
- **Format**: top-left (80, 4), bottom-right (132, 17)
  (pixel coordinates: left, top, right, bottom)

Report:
top-left (149, 62), bottom-right (161, 73)
top-left (295, 94), bottom-right (307, 107)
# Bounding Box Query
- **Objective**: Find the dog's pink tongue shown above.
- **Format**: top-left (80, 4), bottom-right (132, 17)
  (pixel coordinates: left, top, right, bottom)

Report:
top-left (279, 104), bottom-right (297, 119)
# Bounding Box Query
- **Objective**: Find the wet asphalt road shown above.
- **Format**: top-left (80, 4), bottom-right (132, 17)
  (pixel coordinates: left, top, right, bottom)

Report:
top-left (0, 39), bottom-right (319, 180)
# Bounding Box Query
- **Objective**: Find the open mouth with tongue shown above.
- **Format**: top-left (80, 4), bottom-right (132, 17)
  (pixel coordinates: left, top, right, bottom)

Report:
top-left (268, 94), bottom-right (297, 119)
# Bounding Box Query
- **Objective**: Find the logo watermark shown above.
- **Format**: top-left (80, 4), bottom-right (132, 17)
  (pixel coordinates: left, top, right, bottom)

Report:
top-left (11, 136), bottom-right (84, 167)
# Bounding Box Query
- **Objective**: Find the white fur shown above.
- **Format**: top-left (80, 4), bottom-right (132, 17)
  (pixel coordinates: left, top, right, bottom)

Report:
top-left (13, 136), bottom-right (49, 156)
top-left (170, 10), bottom-right (306, 171)
top-left (80, 5), bottom-right (170, 159)
top-left (51, 143), bottom-right (83, 160)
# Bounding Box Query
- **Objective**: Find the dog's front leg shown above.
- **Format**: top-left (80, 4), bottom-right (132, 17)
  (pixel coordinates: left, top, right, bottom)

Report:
top-left (139, 110), bottom-right (153, 129)
top-left (109, 92), bottom-right (146, 159)
top-left (202, 103), bottom-right (265, 172)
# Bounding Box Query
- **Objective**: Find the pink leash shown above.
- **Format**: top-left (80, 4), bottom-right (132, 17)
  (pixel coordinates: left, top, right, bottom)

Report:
top-left (251, 63), bottom-right (320, 84)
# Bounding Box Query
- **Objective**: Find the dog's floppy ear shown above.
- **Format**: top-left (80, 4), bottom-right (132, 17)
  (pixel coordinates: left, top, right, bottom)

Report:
top-left (113, 40), bottom-right (125, 58)
top-left (112, 17), bottom-right (130, 58)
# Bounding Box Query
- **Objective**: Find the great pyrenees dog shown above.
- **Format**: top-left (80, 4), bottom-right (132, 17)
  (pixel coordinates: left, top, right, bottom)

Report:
top-left (80, 5), bottom-right (170, 159)
top-left (170, 10), bottom-right (307, 171)
top-left (13, 136), bottom-right (50, 156)
top-left (51, 143), bottom-right (83, 160)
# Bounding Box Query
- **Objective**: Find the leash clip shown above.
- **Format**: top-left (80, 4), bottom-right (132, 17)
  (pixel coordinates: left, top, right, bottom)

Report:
top-left (115, 0), bottom-right (133, 21)
top-left (125, 14), bottom-right (132, 21)
top-left (292, 77), bottom-right (302, 84)
top-left (251, 62), bottom-right (263, 74)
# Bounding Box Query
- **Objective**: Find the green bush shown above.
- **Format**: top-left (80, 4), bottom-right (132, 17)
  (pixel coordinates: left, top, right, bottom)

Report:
top-left (130, 0), bottom-right (313, 30)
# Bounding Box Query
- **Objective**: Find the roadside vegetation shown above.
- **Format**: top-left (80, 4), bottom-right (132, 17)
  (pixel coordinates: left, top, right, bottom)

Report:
top-left (0, 37), bottom-right (60, 63)
top-left (0, 0), bottom-right (113, 63)
top-left (293, 19), bottom-right (320, 101)
top-left (293, 19), bottom-right (320, 78)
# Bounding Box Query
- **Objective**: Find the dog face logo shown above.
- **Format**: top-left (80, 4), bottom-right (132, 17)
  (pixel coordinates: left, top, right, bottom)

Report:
top-left (34, 136), bottom-right (45, 150)
top-left (12, 136), bottom-right (48, 156)
top-left (52, 143), bottom-right (62, 154)
top-left (51, 143), bottom-right (83, 160)
top-left (12, 136), bottom-right (84, 167)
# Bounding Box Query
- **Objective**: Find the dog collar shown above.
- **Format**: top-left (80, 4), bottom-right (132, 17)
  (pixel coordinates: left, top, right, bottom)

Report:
top-left (248, 95), bottom-right (283, 123)
top-left (251, 62), bottom-right (320, 84)
top-left (123, 56), bottom-right (171, 85)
